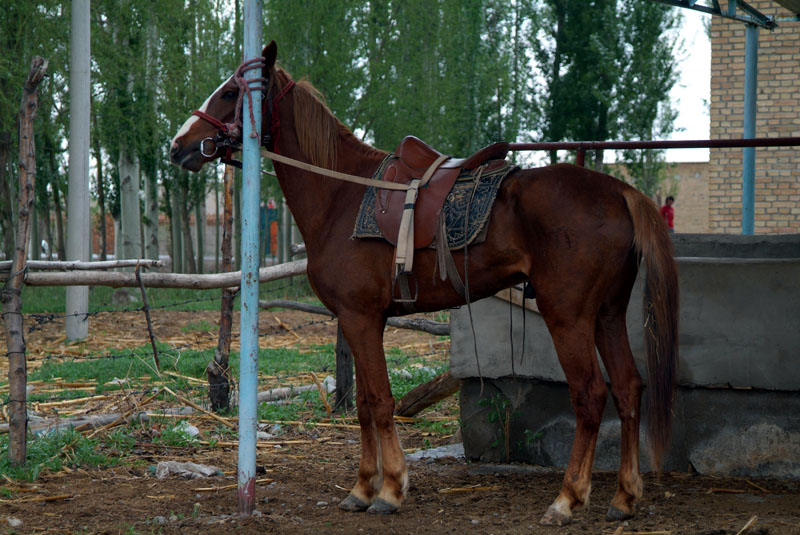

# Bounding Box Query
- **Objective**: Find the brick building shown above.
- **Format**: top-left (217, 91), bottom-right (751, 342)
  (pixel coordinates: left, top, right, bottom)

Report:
top-left (709, 1), bottom-right (800, 233)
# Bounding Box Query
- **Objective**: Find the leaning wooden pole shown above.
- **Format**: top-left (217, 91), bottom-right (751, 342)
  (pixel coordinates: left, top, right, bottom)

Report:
top-left (1, 57), bottom-right (48, 465)
top-left (208, 164), bottom-right (236, 411)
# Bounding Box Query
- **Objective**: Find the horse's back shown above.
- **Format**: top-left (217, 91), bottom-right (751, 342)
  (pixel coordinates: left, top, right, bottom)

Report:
top-left (501, 163), bottom-right (638, 249)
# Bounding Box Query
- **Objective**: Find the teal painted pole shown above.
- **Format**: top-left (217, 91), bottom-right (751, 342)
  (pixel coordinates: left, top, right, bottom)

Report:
top-left (742, 23), bottom-right (758, 235)
top-left (238, 0), bottom-right (262, 515)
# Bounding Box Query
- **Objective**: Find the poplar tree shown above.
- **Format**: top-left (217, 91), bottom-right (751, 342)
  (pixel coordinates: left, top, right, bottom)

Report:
top-left (533, 0), bottom-right (680, 177)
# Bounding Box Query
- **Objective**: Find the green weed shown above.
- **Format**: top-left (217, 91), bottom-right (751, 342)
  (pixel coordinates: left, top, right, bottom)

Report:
top-left (0, 428), bottom-right (119, 481)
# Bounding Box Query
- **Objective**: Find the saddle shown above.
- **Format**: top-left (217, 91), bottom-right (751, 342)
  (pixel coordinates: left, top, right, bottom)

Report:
top-left (374, 136), bottom-right (509, 303)
top-left (375, 136), bottom-right (509, 249)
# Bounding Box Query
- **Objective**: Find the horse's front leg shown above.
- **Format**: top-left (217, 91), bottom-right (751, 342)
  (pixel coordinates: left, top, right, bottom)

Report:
top-left (337, 312), bottom-right (408, 514)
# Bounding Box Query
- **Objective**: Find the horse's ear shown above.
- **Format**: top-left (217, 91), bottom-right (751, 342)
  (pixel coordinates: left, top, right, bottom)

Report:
top-left (262, 41), bottom-right (277, 69)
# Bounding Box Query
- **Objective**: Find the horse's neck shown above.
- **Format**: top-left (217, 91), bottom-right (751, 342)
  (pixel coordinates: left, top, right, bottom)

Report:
top-left (274, 132), bottom-right (385, 247)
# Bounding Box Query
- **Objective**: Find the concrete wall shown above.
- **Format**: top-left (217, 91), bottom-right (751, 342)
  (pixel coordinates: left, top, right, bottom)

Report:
top-left (451, 234), bottom-right (800, 477)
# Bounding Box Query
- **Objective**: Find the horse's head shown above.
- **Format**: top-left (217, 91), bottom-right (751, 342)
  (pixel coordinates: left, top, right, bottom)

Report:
top-left (170, 41), bottom-right (278, 171)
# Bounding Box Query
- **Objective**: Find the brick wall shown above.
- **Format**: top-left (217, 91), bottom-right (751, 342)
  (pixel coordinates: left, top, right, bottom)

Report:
top-left (709, 1), bottom-right (800, 234)
top-left (608, 162), bottom-right (710, 233)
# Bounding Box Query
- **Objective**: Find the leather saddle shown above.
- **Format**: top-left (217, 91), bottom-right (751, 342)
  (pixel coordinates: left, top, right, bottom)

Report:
top-left (375, 136), bottom-right (509, 250)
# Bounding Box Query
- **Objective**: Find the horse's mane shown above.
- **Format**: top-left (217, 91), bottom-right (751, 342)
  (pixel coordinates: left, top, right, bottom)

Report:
top-left (274, 67), bottom-right (384, 171)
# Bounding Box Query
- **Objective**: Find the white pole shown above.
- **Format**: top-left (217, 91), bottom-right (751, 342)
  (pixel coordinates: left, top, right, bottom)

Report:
top-left (65, 0), bottom-right (91, 341)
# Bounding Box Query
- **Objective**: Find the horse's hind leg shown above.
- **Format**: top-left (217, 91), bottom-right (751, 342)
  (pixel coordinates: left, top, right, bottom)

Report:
top-left (595, 293), bottom-right (644, 520)
top-left (538, 312), bottom-right (609, 526)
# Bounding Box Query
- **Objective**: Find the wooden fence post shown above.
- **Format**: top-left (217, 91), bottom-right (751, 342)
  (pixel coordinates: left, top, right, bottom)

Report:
top-left (1, 56), bottom-right (48, 465)
top-left (334, 324), bottom-right (354, 411)
top-left (208, 164), bottom-right (236, 411)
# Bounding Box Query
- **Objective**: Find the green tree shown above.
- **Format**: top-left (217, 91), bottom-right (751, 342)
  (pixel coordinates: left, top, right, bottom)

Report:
top-left (533, 0), bottom-right (680, 175)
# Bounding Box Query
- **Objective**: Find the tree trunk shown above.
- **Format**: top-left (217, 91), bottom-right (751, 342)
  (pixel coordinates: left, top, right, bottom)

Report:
top-left (2, 56), bottom-right (48, 466)
top-left (91, 105), bottom-right (107, 261)
top-left (234, 171), bottom-right (241, 270)
top-left (118, 147), bottom-right (141, 264)
top-left (179, 184), bottom-right (197, 274)
top-left (195, 194), bottom-right (204, 274)
top-left (52, 174), bottom-right (66, 260)
top-left (144, 174), bottom-right (159, 260)
top-left (214, 177), bottom-right (220, 272)
top-left (43, 188), bottom-right (54, 260)
top-left (0, 131), bottom-right (16, 259)
top-left (144, 19), bottom-right (160, 261)
top-left (30, 200), bottom-right (40, 261)
top-left (168, 184), bottom-right (183, 272)
top-left (208, 165), bottom-right (235, 411)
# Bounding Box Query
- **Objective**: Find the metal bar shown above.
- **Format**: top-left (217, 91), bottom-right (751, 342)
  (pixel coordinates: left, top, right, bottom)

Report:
top-left (238, 0), bottom-right (262, 516)
top-left (742, 23), bottom-right (759, 235)
top-left (651, 0), bottom-right (776, 27)
top-left (509, 137), bottom-right (800, 152)
top-left (736, 0), bottom-right (775, 26)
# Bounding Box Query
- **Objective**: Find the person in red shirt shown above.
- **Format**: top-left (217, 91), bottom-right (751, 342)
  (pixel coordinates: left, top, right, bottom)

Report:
top-left (660, 196), bottom-right (675, 233)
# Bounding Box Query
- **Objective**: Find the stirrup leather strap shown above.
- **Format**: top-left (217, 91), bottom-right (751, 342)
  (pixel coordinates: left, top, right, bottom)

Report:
top-left (394, 154), bottom-right (449, 278)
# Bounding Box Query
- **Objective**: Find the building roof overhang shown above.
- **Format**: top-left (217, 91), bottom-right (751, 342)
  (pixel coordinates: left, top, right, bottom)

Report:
top-left (652, 0), bottom-right (800, 28)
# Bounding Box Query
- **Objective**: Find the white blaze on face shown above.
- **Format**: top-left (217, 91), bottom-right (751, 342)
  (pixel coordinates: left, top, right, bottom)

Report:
top-left (171, 76), bottom-right (233, 147)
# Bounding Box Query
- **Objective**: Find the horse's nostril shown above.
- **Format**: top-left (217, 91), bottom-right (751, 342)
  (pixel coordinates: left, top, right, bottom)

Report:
top-left (170, 142), bottom-right (180, 156)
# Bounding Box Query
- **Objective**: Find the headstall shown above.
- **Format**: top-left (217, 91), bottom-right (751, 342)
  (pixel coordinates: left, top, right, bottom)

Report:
top-left (192, 57), bottom-right (295, 168)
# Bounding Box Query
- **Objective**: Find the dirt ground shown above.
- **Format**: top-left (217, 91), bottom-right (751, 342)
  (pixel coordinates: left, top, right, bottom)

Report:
top-left (2, 309), bottom-right (800, 534)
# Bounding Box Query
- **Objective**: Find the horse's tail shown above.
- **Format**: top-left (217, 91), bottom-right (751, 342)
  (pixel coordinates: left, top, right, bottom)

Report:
top-left (622, 189), bottom-right (679, 473)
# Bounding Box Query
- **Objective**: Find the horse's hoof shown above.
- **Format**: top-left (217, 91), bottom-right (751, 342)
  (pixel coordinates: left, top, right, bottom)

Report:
top-left (540, 507), bottom-right (572, 526)
top-left (338, 494), bottom-right (370, 513)
top-left (606, 505), bottom-right (634, 521)
top-left (367, 498), bottom-right (399, 515)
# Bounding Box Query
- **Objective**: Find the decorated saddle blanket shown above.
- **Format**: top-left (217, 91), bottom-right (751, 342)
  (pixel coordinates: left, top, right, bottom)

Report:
top-left (352, 155), bottom-right (517, 250)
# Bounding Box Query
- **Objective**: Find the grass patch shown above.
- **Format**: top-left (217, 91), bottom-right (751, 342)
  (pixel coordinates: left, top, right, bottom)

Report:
top-left (0, 428), bottom-right (120, 481)
top-left (181, 320), bottom-right (216, 334)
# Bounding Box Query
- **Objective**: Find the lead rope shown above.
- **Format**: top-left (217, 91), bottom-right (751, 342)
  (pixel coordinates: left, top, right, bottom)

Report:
top-left (231, 57), bottom-right (267, 140)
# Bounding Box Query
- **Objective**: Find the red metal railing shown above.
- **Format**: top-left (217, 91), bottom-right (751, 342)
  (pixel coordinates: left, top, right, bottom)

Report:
top-left (509, 136), bottom-right (800, 166)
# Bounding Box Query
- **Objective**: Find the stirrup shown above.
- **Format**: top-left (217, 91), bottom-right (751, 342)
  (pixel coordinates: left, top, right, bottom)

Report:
top-left (392, 271), bottom-right (418, 303)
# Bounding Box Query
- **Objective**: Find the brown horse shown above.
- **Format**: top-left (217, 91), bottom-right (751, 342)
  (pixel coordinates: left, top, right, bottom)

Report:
top-left (170, 42), bottom-right (679, 525)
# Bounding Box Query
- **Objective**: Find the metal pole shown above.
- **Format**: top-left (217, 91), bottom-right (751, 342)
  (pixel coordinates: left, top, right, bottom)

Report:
top-left (742, 23), bottom-right (758, 235)
top-left (65, 0), bottom-right (90, 340)
top-left (238, 0), bottom-right (262, 516)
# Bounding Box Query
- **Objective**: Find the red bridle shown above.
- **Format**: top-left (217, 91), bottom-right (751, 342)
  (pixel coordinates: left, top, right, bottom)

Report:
top-left (191, 57), bottom-right (295, 168)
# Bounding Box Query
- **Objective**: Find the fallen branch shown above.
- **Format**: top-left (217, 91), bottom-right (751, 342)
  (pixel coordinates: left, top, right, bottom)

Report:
top-left (194, 479), bottom-right (273, 492)
top-left (84, 388), bottom-right (163, 438)
top-left (309, 372), bottom-right (332, 415)
top-left (257, 376), bottom-right (335, 403)
top-left (735, 515), bottom-right (758, 535)
top-left (395, 371), bottom-right (461, 417)
top-left (163, 387), bottom-right (235, 430)
top-left (0, 494), bottom-right (73, 503)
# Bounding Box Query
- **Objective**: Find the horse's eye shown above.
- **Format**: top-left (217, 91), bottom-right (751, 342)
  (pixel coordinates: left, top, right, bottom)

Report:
top-left (222, 90), bottom-right (238, 100)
